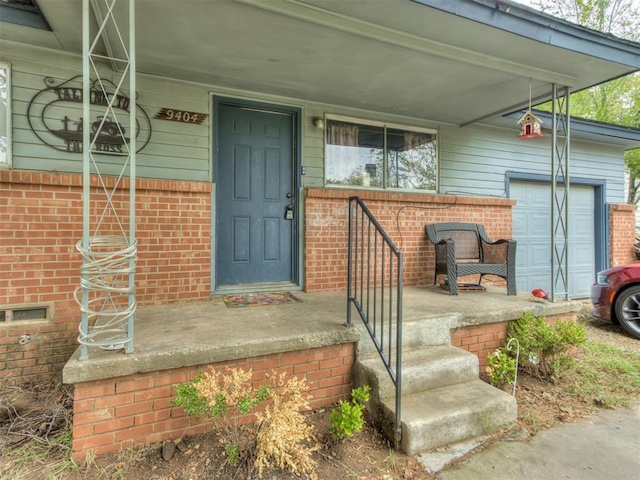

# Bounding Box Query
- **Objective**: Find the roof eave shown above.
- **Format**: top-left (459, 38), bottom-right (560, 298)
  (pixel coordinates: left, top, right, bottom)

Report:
top-left (412, 0), bottom-right (640, 69)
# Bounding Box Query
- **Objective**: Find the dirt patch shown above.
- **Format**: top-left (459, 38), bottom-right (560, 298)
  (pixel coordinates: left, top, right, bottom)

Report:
top-left (1, 311), bottom-right (638, 480)
top-left (83, 411), bottom-right (431, 480)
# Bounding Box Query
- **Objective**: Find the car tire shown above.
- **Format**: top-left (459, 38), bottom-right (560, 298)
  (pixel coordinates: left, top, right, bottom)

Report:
top-left (614, 285), bottom-right (640, 340)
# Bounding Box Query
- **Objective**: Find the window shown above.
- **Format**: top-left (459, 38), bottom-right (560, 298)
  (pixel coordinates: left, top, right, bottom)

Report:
top-left (0, 62), bottom-right (10, 167)
top-left (325, 118), bottom-right (437, 191)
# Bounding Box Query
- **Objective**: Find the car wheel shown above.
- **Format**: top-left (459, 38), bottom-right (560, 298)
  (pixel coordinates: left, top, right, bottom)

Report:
top-left (614, 285), bottom-right (640, 340)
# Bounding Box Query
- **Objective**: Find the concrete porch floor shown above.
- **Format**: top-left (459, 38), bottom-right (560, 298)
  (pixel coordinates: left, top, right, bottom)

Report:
top-left (62, 286), bottom-right (583, 384)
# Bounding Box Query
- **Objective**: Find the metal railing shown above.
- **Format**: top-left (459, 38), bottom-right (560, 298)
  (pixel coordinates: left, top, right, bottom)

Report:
top-left (346, 196), bottom-right (403, 448)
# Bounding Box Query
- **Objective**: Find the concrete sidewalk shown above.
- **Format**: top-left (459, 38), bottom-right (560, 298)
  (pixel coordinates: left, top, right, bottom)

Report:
top-left (435, 404), bottom-right (640, 480)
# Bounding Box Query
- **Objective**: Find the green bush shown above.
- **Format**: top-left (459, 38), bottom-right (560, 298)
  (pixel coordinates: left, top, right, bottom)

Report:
top-left (329, 385), bottom-right (370, 440)
top-left (508, 311), bottom-right (587, 380)
top-left (486, 347), bottom-right (517, 390)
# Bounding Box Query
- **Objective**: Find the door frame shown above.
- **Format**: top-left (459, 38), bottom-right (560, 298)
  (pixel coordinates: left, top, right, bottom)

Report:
top-left (211, 96), bottom-right (302, 293)
top-left (506, 171), bottom-right (608, 284)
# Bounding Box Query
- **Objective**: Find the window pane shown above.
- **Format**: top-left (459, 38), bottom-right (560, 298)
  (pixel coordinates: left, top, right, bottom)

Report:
top-left (387, 128), bottom-right (437, 190)
top-left (0, 64), bottom-right (8, 165)
top-left (325, 121), bottom-right (384, 187)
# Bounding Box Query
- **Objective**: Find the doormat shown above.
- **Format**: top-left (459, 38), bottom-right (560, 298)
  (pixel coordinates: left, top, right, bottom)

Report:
top-left (222, 292), bottom-right (302, 308)
top-left (440, 283), bottom-right (486, 292)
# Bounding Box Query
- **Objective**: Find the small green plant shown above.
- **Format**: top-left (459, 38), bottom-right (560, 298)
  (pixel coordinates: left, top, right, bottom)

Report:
top-left (486, 347), bottom-right (517, 390)
top-left (508, 311), bottom-right (587, 380)
top-left (173, 373), bottom-right (210, 417)
top-left (224, 442), bottom-right (240, 467)
top-left (329, 385), bottom-right (370, 440)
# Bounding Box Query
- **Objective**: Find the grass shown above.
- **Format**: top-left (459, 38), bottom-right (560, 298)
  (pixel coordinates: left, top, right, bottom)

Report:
top-left (0, 426), bottom-right (79, 480)
top-left (566, 341), bottom-right (640, 408)
top-left (513, 338), bottom-right (640, 434)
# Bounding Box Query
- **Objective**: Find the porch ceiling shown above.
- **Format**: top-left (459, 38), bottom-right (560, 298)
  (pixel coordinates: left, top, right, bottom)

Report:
top-left (9, 0), bottom-right (640, 126)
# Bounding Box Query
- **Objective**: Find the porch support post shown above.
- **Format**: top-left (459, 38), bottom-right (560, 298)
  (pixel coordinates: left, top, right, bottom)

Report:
top-left (550, 84), bottom-right (571, 301)
top-left (127, 0), bottom-right (136, 353)
top-left (80, 0), bottom-right (91, 361)
top-left (78, 0), bottom-right (137, 358)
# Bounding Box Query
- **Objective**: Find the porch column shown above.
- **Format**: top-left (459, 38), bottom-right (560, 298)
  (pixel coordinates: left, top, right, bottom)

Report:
top-left (79, 0), bottom-right (137, 359)
top-left (551, 84), bottom-right (570, 300)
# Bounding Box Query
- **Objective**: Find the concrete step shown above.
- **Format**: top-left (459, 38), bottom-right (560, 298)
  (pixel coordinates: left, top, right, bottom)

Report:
top-left (355, 315), bottom-right (456, 359)
top-left (380, 380), bottom-right (517, 455)
top-left (355, 345), bottom-right (479, 399)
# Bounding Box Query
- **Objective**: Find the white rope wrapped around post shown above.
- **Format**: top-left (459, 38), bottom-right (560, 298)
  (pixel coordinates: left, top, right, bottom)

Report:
top-left (75, 235), bottom-right (137, 350)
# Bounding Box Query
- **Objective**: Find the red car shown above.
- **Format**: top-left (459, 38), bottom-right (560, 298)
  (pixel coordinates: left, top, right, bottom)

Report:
top-left (591, 262), bottom-right (640, 340)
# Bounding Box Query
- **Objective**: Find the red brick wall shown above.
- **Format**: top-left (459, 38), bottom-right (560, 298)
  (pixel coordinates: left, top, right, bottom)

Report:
top-left (609, 203), bottom-right (636, 266)
top-left (0, 170), bottom-right (211, 382)
top-left (451, 311), bottom-right (578, 370)
top-left (71, 343), bottom-right (354, 460)
top-left (304, 188), bottom-right (516, 292)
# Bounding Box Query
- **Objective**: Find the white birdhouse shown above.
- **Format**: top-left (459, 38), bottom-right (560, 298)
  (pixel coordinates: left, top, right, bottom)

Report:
top-left (517, 111), bottom-right (543, 139)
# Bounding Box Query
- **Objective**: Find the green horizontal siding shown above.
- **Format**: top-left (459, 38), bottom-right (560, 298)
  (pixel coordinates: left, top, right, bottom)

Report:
top-left (5, 41), bottom-right (210, 182)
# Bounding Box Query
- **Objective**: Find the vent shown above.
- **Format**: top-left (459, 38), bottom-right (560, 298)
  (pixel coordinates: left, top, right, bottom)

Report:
top-left (0, 305), bottom-right (50, 323)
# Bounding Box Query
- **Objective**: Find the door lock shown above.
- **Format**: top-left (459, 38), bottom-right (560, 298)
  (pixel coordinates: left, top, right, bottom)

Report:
top-left (285, 204), bottom-right (294, 220)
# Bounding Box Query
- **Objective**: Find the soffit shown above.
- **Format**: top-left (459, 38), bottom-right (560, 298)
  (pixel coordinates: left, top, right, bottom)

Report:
top-left (8, 0), bottom-right (640, 126)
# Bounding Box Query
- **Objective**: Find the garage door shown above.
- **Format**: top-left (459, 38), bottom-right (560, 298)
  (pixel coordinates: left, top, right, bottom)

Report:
top-left (511, 182), bottom-right (595, 298)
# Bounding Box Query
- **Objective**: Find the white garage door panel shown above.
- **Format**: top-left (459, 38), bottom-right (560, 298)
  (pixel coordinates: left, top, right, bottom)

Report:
top-left (512, 182), bottom-right (595, 299)
top-left (531, 214), bottom-right (551, 234)
top-left (530, 244), bottom-right (551, 267)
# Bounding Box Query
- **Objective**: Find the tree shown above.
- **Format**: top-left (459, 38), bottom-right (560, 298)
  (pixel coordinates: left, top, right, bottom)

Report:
top-left (530, 0), bottom-right (640, 203)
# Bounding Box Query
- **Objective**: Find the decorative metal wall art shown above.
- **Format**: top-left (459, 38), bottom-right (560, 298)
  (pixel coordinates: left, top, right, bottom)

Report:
top-left (27, 75), bottom-right (151, 154)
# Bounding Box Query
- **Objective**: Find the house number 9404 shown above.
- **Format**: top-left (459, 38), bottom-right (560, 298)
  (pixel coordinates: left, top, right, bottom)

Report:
top-left (155, 108), bottom-right (208, 125)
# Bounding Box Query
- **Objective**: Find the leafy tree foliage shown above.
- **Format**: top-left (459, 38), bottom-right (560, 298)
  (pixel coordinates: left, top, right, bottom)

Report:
top-left (530, 0), bottom-right (640, 203)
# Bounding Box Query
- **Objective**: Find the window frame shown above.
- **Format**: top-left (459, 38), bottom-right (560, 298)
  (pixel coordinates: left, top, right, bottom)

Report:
top-left (323, 114), bottom-right (439, 193)
top-left (0, 61), bottom-right (11, 168)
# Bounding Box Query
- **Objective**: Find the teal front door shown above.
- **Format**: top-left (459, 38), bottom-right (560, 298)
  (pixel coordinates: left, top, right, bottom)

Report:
top-left (216, 103), bottom-right (295, 288)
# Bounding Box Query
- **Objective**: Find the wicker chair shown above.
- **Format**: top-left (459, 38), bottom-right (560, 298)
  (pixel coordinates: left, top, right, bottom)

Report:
top-left (425, 222), bottom-right (517, 295)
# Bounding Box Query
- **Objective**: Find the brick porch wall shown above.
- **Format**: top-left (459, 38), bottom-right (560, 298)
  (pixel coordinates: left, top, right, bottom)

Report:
top-left (71, 343), bottom-right (354, 460)
top-left (304, 188), bottom-right (516, 292)
top-left (0, 170), bottom-right (211, 382)
top-left (609, 203), bottom-right (636, 266)
top-left (451, 311), bottom-right (579, 371)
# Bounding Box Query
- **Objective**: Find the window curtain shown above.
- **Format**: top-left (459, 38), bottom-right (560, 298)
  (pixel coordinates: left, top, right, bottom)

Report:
top-left (327, 122), bottom-right (359, 147)
top-left (404, 131), bottom-right (430, 151)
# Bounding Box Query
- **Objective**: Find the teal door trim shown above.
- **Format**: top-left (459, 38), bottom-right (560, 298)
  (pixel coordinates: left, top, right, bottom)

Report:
top-left (212, 97), bottom-right (302, 291)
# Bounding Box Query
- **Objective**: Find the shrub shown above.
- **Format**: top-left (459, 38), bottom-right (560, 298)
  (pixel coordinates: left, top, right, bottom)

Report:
top-left (329, 385), bottom-right (370, 440)
top-left (486, 347), bottom-right (517, 390)
top-left (254, 373), bottom-right (317, 476)
top-left (173, 368), bottom-right (317, 476)
top-left (508, 311), bottom-right (587, 380)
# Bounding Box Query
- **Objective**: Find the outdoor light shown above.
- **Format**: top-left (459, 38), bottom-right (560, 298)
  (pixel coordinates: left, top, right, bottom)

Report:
top-left (312, 117), bottom-right (325, 129)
